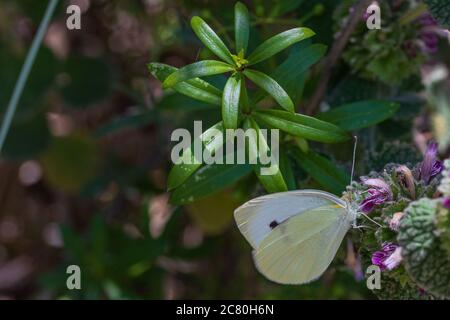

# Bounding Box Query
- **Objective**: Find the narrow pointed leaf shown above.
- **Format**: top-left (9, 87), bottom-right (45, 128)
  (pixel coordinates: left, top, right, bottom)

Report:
top-left (292, 147), bottom-right (350, 195)
top-left (243, 69), bottom-right (294, 112)
top-left (94, 112), bottom-right (156, 138)
top-left (244, 118), bottom-right (288, 193)
top-left (222, 73), bottom-right (241, 129)
top-left (239, 76), bottom-right (250, 112)
top-left (148, 63), bottom-right (222, 106)
top-left (240, 77), bottom-right (250, 112)
top-left (168, 122), bottom-right (224, 190)
top-left (246, 27), bottom-right (315, 65)
top-left (279, 151), bottom-right (297, 190)
top-left (148, 62), bottom-right (222, 95)
top-left (170, 163), bottom-right (252, 204)
top-left (270, 0), bottom-right (304, 18)
top-left (317, 100), bottom-right (400, 131)
top-left (235, 2), bottom-right (250, 55)
top-left (253, 109), bottom-right (350, 143)
top-left (163, 60), bottom-right (233, 89)
top-left (191, 16), bottom-right (235, 65)
top-left (252, 43), bottom-right (327, 104)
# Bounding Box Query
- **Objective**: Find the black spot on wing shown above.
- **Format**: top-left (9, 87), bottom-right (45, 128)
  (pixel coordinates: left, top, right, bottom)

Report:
top-left (269, 220), bottom-right (279, 229)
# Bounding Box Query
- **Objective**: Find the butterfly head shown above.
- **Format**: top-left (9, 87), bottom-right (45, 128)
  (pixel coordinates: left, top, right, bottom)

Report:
top-left (348, 206), bottom-right (359, 228)
top-left (341, 192), bottom-right (360, 227)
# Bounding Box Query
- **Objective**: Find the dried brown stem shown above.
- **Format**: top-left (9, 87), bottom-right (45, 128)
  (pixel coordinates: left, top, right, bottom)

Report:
top-left (305, 0), bottom-right (373, 115)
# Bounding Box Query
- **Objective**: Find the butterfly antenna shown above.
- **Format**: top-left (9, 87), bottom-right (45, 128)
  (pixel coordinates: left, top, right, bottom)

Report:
top-left (350, 136), bottom-right (358, 185)
top-left (360, 212), bottom-right (384, 228)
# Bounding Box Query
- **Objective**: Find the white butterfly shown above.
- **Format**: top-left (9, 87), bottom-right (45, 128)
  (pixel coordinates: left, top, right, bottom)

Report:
top-left (234, 189), bottom-right (359, 285)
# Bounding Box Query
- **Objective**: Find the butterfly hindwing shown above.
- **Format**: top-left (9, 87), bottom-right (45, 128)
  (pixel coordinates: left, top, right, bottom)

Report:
top-left (252, 204), bottom-right (350, 284)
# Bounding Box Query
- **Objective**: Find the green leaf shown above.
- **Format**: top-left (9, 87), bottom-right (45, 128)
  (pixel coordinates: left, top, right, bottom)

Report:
top-left (317, 100), bottom-right (400, 131)
top-left (279, 151), bottom-right (297, 190)
top-left (246, 27), bottom-right (315, 66)
top-left (2, 112), bottom-right (50, 160)
top-left (235, 2), bottom-right (250, 55)
top-left (292, 147), bottom-right (349, 195)
top-left (252, 43), bottom-right (327, 104)
top-left (167, 122), bottom-right (224, 191)
top-left (253, 109), bottom-right (350, 143)
top-left (222, 73), bottom-right (241, 129)
top-left (270, 0), bottom-right (304, 17)
top-left (61, 56), bottom-right (114, 108)
top-left (240, 77), bottom-right (250, 113)
top-left (60, 225), bottom-right (85, 262)
top-left (162, 60), bottom-right (234, 89)
top-left (170, 163), bottom-right (252, 204)
top-left (191, 16), bottom-right (235, 65)
top-left (148, 62), bottom-right (222, 106)
top-left (157, 93), bottom-right (216, 112)
top-left (0, 47), bottom-right (57, 118)
top-left (94, 112), bottom-right (156, 138)
top-left (244, 118), bottom-right (288, 193)
top-left (243, 69), bottom-right (294, 112)
top-left (398, 198), bottom-right (450, 297)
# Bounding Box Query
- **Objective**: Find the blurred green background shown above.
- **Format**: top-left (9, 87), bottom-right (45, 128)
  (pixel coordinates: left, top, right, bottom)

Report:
top-left (2, 0), bottom-right (428, 299)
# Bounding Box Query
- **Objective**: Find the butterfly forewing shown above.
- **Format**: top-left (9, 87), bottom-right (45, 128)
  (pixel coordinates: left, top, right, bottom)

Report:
top-left (234, 190), bottom-right (346, 249)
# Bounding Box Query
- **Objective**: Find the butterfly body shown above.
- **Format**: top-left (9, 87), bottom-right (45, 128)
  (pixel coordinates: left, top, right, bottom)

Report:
top-left (234, 189), bottom-right (358, 284)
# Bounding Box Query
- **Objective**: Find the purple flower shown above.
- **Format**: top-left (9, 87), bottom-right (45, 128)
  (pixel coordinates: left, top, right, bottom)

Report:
top-left (419, 142), bottom-right (444, 184)
top-left (416, 14), bottom-right (443, 54)
top-left (419, 287), bottom-right (428, 296)
top-left (418, 13), bottom-right (437, 28)
top-left (359, 178), bottom-right (392, 213)
top-left (420, 32), bottom-right (440, 53)
top-left (395, 165), bottom-right (416, 199)
top-left (362, 1), bottom-right (379, 21)
top-left (443, 198), bottom-right (450, 210)
top-left (362, 11), bottom-right (370, 21)
top-left (371, 243), bottom-right (402, 271)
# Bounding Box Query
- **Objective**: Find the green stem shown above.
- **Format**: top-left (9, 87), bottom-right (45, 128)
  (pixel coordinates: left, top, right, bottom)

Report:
top-left (0, 0), bottom-right (59, 153)
top-left (399, 3), bottom-right (428, 26)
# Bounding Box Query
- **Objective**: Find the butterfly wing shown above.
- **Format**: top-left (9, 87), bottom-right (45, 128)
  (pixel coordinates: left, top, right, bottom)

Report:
top-left (234, 189), bottom-right (346, 249)
top-left (252, 204), bottom-right (350, 284)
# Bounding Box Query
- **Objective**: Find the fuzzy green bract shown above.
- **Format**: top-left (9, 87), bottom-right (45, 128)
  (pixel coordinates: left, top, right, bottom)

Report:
top-left (424, 0), bottom-right (450, 28)
top-left (348, 153), bottom-right (450, 300)
top-left (398, 198), bottom-right (450, 298)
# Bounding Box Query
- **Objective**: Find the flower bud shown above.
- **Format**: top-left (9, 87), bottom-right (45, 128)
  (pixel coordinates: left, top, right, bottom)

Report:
top-left (389, 212), bottom-right (405, 231)
top-left (395, 165), bottom-right (416, 199)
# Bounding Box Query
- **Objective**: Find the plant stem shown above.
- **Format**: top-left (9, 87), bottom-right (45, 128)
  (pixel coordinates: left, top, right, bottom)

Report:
top-left (399, 3), bottom-right (428, 26)
top-left (0, 0), bottom-right (59, 154)
top-left (305, 0), bottom-right (373, 115)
